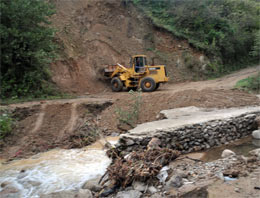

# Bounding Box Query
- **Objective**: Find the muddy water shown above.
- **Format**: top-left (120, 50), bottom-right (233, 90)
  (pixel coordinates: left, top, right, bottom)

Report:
top-left (201, 136), bottom-right (260, 162)
top-left (0, 137), bottom-right (118, 198)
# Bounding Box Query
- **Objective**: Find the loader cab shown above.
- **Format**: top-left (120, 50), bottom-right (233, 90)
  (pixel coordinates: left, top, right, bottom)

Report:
top-left (131, 55), bottom-right (147, 73)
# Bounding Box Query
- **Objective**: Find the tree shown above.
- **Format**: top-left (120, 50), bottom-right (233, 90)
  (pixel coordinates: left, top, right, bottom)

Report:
top-left (0, 0), bottom-right (57, 99)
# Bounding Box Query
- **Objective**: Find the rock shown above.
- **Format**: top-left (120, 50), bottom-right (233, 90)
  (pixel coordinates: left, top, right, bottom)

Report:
top-left (255, 116), bottom-right (260, 128)
top-left (147, 138), bottom-right (161, 150)
top-left (125, 139), bottom-right (135, 146)
top-left (150, 193), bottom-right (163, 198)
top-left (165, 175), bottom-right (183, 188)
top-left (252, 139), bottom-right (260, 147)
top-left (132, 181), bottom-right (146, 192)
top-left (179, 185), bottom-right (208, 198)
top-left (40, 190), bottom-right (78, 198)
top-left (111, 132), bottom-right (120, 137)
top-left (234, 187), bottom-right (240, 193)
top-left (77, 189), bottom-right (93, 198)
top-left (221, 149), bottom-right (235, 158)
top-left (249, 148), bottom-right (260, 160)
top-left (115, 190), bottom-right (142, 198)
top-left (148, 186), bottom-right (157, 194)
top-left (82, 177), bottom-right (102, 192)
top-left (117, 123), bottom-right (132, 132)
top-left (252, 130), bottom-right (260, 139)
top-left (1, 182), bottom-right (11, 188)
top-left (223, 169), bottom-right (240, 178)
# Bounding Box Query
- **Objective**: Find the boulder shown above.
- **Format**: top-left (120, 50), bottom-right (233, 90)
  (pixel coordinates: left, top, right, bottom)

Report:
top-left (221, 149), bottom-right (235, 158)
top-left (165, 175), bottom-right (183, 189)
top-left (115, 190), bottom-right (142, 198)
top-left (82, 177), bottom-right (102, 192)
top-left (252, 130), bottom-right (260, 139)
top-left (77, 189), bottom-right (93, 198)
top-left (147, 186), bottom-right (157, 194)
top-left (249, 148), bottom-right (260, 160)
top-left (40, 190), bottom-right (78, 198)
top-left (132, 181), bottom-right (146, 192)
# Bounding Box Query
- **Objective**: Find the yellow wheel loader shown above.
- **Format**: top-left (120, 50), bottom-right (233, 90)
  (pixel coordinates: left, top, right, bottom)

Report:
top-left (104, 55), bottom-right (169, 92)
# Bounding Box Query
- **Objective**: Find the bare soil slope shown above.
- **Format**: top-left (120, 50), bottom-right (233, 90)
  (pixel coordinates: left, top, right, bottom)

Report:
top-left (50, 0), bottom-right (207, 94)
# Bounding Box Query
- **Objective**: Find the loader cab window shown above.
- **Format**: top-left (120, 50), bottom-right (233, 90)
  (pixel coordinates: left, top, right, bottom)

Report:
top-left (134, 57), bottom-right (147, 73)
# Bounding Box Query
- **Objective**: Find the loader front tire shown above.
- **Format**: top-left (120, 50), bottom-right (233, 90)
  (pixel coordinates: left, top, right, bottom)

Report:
top-left (154, 83), bottom-right (160, 91)
top-left (111, 77), bottom-right (123, 92)
top-left (141, 77), bottom-right (156, 92)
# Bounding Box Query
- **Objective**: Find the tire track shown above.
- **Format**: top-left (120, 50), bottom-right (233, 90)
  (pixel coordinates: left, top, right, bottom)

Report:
top-left (31, 104), bottom-right (47, 134)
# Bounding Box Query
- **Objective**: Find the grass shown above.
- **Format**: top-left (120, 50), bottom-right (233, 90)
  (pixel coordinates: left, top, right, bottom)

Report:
top-left (235, 72), bottom-right (260, 94)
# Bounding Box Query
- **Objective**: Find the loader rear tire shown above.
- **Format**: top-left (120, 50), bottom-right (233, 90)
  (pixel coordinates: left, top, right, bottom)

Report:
top-left (111, 77), bottom-right (123, 92)
top-left (141, 77), bottom-right (156, 92)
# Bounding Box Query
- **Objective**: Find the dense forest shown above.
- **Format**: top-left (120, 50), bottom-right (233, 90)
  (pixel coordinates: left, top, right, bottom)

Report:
top-left (133, 0), bottom-right (260, 72)
top-left (0, 0), bottom-right (57, 99)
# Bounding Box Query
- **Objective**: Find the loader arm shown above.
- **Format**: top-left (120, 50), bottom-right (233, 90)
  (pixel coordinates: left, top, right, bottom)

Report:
top-left (111, 63), bottom-right (129, 78)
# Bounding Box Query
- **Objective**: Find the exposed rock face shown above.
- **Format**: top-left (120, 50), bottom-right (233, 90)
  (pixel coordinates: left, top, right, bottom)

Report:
top-left (221, 149), bottom-right (236, 158)
top-left (252, 129), bottom-right (260, 139)
top-left (116, 107), bottom-right (260, 154)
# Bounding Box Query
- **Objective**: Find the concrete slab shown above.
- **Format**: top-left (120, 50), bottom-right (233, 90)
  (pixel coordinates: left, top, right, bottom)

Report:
top-left (122, 106), bottom-right (260, 138)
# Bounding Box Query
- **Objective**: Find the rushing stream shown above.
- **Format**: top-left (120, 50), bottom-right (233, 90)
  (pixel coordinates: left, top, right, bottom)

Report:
top-left (0, 137), bottom-right (118, 198)
top-left (0, 136), bottom-right (259, 197)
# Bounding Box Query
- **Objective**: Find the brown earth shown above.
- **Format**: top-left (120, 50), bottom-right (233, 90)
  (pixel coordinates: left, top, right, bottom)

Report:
top-left (50, 0), bottom-right (208, 95)
top-left (0, 65), bottom-right (259, 160)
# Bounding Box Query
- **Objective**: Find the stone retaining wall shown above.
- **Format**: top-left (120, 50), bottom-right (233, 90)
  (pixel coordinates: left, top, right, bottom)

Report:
top-left (117, 113), bottom-right (259, 154)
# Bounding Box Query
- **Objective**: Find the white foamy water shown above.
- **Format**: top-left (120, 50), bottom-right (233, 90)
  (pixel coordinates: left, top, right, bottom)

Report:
top-left (0, 145), bottom-right (113, 197)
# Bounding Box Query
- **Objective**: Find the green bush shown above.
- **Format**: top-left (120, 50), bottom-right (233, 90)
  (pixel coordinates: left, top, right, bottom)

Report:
top-left (115, 90), bottom-right (142, 127)
top-left (0, 0), bottom-right (58, 99)
top-left (0, 112), bottom-right (13, 139)
top-left (235, 72), bottom-right (260, 93)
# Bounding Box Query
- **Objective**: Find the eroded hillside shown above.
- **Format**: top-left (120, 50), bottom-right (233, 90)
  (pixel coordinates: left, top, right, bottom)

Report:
top-left (50, 0), bottom-right (208, 94)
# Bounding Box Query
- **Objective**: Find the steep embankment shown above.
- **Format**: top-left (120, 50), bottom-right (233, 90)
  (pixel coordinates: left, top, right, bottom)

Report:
top-left (50, 0), bottom-right (208, 94)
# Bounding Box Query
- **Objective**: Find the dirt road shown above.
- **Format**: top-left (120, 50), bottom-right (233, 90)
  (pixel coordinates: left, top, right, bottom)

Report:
top-left (0, 66), bottom-right (259, 160)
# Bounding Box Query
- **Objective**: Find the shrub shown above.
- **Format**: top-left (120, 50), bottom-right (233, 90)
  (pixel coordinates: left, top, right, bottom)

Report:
top-left (235, 72), bottom-right (260, 93)
top-left (115, 90), bottom-right (142, 127)
top-left (0, 112), bottom-right (13, 139)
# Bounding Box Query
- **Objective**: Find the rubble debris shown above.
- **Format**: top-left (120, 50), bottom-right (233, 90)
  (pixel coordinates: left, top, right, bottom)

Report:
top-left (104, 148), bottom-right (180, 188)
